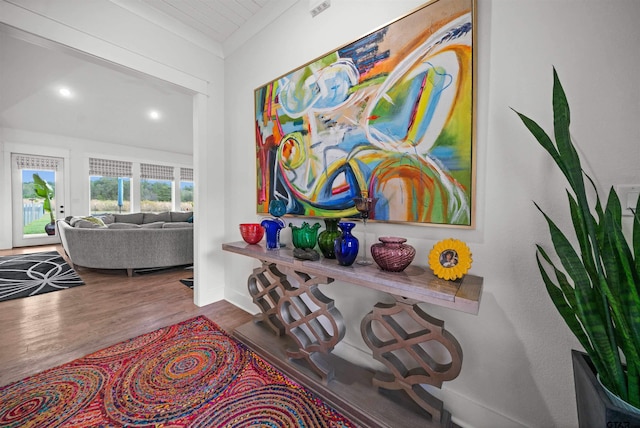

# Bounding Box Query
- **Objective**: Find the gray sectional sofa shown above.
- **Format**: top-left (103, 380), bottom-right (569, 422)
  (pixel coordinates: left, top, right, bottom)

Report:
top-left (57, 211), bottom-right (193, 276)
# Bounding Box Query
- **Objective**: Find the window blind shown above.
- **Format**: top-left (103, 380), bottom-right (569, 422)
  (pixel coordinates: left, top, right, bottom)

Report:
top-left (141, 163), bottom-right (174, 180)
top-left (180, 167), bottom-right (193, 182)
top-left (15, 155), bottom-right (61, 171)
top-left (89, 158), bottom-right (132, 177)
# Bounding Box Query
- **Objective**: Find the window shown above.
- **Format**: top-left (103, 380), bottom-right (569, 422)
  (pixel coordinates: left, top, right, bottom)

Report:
top-left (88, 158), bottom-right (192, 214)
top-left (180, 167), bottom-right (194, 211)
top-left (140, 163), bottom-right (174, 213)
top-left (89, 158), bottom-right (132, 215)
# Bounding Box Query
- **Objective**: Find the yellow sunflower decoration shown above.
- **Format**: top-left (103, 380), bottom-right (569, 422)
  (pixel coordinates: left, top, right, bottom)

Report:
top-left (428, 238), bottom-right (472, 280)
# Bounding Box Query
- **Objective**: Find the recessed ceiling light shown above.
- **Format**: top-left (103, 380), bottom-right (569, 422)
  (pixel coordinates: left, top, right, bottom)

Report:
top-left (58, 87), bottom-right (73, 98)
top-left (149, 110), bottom-right (161, 120)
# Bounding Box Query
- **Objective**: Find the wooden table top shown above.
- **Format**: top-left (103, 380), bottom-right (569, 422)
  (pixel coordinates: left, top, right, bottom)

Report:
top-left (223, 241), bottom-right (483, 315)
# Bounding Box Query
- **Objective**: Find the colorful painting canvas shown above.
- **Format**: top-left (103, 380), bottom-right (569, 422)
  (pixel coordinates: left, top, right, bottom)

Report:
top-left (255, 0), bottom-right (475, 227)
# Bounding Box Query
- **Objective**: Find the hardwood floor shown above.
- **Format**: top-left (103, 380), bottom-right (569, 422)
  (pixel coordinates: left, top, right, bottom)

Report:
top-left (0, 244), bottom-right (254, 387)
top-left (0, 245), bottom-right (455, 427)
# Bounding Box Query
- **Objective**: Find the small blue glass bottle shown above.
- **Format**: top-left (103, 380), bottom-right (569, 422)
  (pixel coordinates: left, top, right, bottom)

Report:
top-left (334, 222), bottom-right (359, 266)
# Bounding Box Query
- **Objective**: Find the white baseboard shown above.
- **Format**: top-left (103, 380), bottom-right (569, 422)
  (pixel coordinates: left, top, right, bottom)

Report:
top-left (329, 338), bottom-right (526, 428)
top-left (225, 288), bottom-right (257, 315)
top-left (444, 388), bottom-right (527, 428)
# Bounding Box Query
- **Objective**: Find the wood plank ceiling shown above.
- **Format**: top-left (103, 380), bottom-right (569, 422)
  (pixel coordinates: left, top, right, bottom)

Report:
top-left (140, 0), bottom-right (270, 44)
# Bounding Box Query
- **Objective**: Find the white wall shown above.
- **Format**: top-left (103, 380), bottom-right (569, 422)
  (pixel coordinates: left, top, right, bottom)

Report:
top-left (223, 0), bottom-right (640, 427)
top-left (2, 0), bottom-right (639, 426)
top-left (0, 0), bottom-right (226, 305)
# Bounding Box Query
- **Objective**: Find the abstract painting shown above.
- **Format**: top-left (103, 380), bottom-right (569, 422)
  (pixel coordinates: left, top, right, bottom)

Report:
top-left (255, 0), bottom-right (475, 227)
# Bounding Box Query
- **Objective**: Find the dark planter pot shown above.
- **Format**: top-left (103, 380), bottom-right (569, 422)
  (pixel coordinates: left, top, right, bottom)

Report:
top-left (44, 222), bottom-right (56, 236)
top-left (572, 350), bottom-right (640, 427)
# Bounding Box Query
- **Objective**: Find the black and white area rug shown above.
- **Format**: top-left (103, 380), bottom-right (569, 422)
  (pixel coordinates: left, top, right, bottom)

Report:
top-left (0, 251), bottom-right (85, 303)
top-left (180, 277), bottom-right (194, 289)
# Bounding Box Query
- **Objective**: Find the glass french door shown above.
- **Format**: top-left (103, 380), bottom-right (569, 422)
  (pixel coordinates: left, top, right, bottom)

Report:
top-left (11, 154), bottom-right (66, 247)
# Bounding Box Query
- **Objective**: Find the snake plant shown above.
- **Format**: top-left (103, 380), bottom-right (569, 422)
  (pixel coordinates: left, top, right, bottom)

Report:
top-left (513, 68), bottom-right (640, 408)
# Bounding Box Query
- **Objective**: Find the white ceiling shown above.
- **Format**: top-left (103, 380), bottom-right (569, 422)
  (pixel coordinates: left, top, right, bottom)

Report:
top-left (0, 0), bottom-right (301, 156)
top-left (0, 30), bottom-right (195, 155)
top-left (140, 0), bottom-right (271, 45)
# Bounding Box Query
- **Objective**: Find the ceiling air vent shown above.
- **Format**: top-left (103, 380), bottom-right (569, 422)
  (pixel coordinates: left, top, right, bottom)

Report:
top-left (309, 0), bottom-right (331, 17)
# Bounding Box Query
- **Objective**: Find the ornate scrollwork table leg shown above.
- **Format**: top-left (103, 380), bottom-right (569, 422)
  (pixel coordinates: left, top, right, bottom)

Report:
top-left (361, 295), bottom-right (463, 422)
top-left (247, 261), bottom-right (345, 383)
top-left (247, 261), bottom-right (287, 336)
top-left (277, 266), bottom-right (344, 383)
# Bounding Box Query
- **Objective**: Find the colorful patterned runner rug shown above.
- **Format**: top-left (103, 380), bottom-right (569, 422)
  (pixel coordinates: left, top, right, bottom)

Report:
top-left (0, 316), bottom-right (356, 427)
top-left (0, 251), bottom-right (84, 303)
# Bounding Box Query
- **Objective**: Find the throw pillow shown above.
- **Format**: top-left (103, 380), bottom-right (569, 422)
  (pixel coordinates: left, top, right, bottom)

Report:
top-left (140, 221), bottom-right (165, 229)
top-left (69, 216), bottom-right (105, 227)
top-left (162, 222), bottom-right (193, 228)
top-left (143, 212), bottom-right (171, 223)
top-left (68, 216), bottom-right (82, 227)
top-left (101, 214), bottom-right (115, 224)
top-left (170, 211), bottom-right (193, 222)
top-left (75, 219), bottom-right (106, 228)
top-left (83, 216), bottom-right (106, 226)
top-left (107, 223), bottom-right (142, 229)
top-left (113, 212), bottom-right (144, 224)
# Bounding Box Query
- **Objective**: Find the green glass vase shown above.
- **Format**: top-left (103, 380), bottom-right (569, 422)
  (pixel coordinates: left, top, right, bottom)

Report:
top-left (289, 222), bottom-right (320, 249)
top-left (318, 218), bottom-right (342, 259)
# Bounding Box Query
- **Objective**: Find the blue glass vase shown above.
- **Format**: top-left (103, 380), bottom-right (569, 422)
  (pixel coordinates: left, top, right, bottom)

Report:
top-left (334, 222), bottom-right (359, 266)
top-left (261, 218), bottom-right (285, 250)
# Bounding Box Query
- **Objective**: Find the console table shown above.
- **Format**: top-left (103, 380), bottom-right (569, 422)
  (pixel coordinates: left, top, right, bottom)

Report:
top-left (223, 241), bottom-right (483, 427)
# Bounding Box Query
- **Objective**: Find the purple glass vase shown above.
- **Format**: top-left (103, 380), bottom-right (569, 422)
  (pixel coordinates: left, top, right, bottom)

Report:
top-left (370, 237), bottom-right (416, 272)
